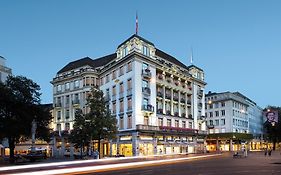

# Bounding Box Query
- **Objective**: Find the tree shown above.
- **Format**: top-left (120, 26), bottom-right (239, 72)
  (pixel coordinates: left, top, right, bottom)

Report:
top-left (87, 88), bottom-right (117, 157)
top-left (263, 106), bottom-right (281, 150)
top-left (69, 109), bottom-right (91, 157)
top-left (0, 76), bottom-right (52, 163)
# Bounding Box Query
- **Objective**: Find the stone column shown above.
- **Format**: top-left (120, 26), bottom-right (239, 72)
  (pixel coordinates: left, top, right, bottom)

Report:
top-left (230, 139), bottom-right (233, 151)
top-left (132, 132), bottom-right (139, 156)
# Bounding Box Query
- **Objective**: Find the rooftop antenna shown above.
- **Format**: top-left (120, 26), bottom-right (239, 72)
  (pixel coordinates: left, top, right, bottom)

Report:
top-left (136, 11), bottom-right (138, 35)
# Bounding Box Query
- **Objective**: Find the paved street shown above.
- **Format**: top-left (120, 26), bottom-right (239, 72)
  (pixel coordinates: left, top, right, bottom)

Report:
top-left (87, 152), bottom-right (281, 175)
top-left (0, 152), bottom-right (280, 175)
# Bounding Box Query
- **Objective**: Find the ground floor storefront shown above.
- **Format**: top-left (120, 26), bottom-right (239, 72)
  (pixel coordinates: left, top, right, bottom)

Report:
top-left (109, 126), bottom-right (207, 157)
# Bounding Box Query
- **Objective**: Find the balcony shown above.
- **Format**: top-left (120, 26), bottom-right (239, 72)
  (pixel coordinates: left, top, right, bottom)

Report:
top-left (136, 124), bottom-right (159, 131)
top-left (142, 104), bottom-right (154, 113)
top-left (187, 99), bottom-right (191, 105)
top-left (174, 112), bottom-right (179, 117)
top-left (166, 78), bottom-right (172, 83)
top-left (157, 109), bottom-right (163, 114)
top-left (181, 113), bottom-right (186, 118)
top-left (157, 91), bottom-right (163, 98)
top-left (142, 69), bottom-right (152, 79)
top-left (174, 80), bottom-right (180, 86)
top-left (142, 87), bottom-right (151, 96)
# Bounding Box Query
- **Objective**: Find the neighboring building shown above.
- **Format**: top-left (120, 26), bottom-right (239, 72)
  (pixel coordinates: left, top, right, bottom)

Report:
top-left (51, 34), bottom-right (207, 157)
top-left (205, 91), bottom-right (264, 151)
top-left (0, 56), bottom-right (12, 83)
top-left (0, 56), bottom-right (12, 158)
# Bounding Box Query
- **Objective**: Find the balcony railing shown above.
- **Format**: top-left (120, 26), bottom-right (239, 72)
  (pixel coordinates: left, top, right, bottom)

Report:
top-left (159, 126), bottom-right (198, 134)
top-left (207, 124), bottom-right (214, 129)
top-left (166, 110), bottom-right (171, 115)
top-left (187, 100), bottom-right (191, 105)
top-left (181, 113), bottom-right (186, 118)
top-left (157, 74), bottom-right (163, 80)
top-left (142, 69), bottom-right (152, 79)
top-left (174, 80), bottom-right (180, 86)
top-left (174, 112), bottom-right (179, 117)
top-left (142, 87), bottom-right (151, 95)
top-left (136, 124), bottom-right (159, 131)
top-left (142, 104), bottom-right (154, 113)
top-left (188, 114), bottom-right (193, 119)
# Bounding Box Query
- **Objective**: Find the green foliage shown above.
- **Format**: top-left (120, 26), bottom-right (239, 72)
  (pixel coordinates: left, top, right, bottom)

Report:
top-left (69, 109), bottom-right (90, 148)
top-left (0, 75), bottom-right (52, 163)
top-left (69, 87), bottom-right (117, 155)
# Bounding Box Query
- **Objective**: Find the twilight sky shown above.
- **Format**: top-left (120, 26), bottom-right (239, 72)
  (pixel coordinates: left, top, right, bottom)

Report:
top-left (0, 0), bottom-right (280, 108)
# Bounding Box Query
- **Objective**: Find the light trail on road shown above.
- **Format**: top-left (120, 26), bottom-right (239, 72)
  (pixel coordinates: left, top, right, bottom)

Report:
top-left (9, 154), bottom-right (221, 175)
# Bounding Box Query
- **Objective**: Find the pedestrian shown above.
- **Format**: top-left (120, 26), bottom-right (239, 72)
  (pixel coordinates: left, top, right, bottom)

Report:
top-left (264, 148), bottom-right (267, 156)
top-left (269, 148), bottom-right (272, 156)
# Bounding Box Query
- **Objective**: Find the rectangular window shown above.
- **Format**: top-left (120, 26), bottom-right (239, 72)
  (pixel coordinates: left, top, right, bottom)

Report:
top-left (167, 119), bottom-right (172, 127)
top-left (120, 100), bottom-right (124, 113)
top-left (119, 116), bottom-right (124, 129)
top-left (209, 120), bottom-right (213, 125)
top-left (127, 79), bottom-right (132, 90)
top-left (112, 70), bottom-right (116, 80)
top-left (221, 102), bottom-right (225, 107)
top-left (119, 82), bottom-right (124, 95)
top-left (127, 61), bottom-right (132, 72)
top-left (119, 66), bottom-right (124, 76)
top-left (214, 103), bottom-right (219, 108)
top-left (65, 123), bottom-right (70, 130)
top-left (106, 74), bottom-right (110, 83)
top-left (65, 109), bottom-right (70, 119)
top-left (143, 46), bottom-right (150, 56)
top-left (175, 120), bottom-right (179, 127)
top-left (142, 79), bottom-right (149, 88)
top-left (112, 102), bottom-right (116, 114)
top-left (127, 114), bottom-right (132, 129)
top-left (215, 111), bottom-right (219, 117)
top-left (221, 119), bottom-right (225, 125)
top-left (74, 80), bottom-right (80, 89)
top-left (112, 86), bottom-right (116, 96)
top-left (57, 111), bottom-right (61, 121)
top-left (189, 122), bottom-right (193, 128)
top-left (127, 97), bottom-right (132, 111)
top-left (182, 121), bottom-right (186, 128)
top-left (209, 112), bottom-right (213, 117)
top-left (65, 82), bottom-right (70, 91)
top-left (142, 63), bottom-right (149, 70)
top-left (56, 124), bottom-right (61, 131)
top-left (209, 104), bottom-right (213, 109)
top-left (122, 47), bottom-right (128, 57)
top-left (66, 95), bottom-right (70, 105)
top-left (221, 110), bottom-right (225, 116)
top-left (57, 85), bottom-right (62, 92)
top-left (215, 119), bottom-right (219, 126)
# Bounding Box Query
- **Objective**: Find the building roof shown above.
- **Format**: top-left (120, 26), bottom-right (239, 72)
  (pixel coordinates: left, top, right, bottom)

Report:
top-left (117, 34), bottom-right (155, 49)
top-left (187, 65), bottom-right (203, 72)
top-left (155, 48), bottom-right (189, 70)
top-left (57, 54), bottom-right (116, 74)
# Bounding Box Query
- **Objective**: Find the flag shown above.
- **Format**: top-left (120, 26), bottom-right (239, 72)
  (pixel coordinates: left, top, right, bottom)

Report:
top-left (136, 12), bottom-right (138, 35)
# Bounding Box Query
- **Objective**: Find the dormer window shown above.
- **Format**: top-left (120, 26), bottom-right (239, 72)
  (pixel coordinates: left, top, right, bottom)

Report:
top-left (143, 45), bottom-right (150, 56)
top-left (122, 47), bottom-right (128, 57)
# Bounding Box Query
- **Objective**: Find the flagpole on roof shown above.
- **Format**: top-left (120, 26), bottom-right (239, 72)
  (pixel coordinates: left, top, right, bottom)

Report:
top-left (190, 46), bottom-right (194, 65)
top-left (136, 11), bottom-right (138, 35)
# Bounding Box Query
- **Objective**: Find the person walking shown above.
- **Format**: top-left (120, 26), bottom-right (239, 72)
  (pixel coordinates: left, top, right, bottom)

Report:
top-left (264, 148), bottom-right (267, 156)
top-left (268, 148), bottom-right (272, 156)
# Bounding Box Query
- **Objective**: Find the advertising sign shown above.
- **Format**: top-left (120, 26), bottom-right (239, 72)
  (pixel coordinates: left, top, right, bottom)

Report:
top-left (266, 111), bottom-right (278, 123)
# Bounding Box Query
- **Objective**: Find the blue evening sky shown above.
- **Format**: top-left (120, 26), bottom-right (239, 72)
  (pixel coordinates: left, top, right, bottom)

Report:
top-left (0, 0), bottom-right (280, 108)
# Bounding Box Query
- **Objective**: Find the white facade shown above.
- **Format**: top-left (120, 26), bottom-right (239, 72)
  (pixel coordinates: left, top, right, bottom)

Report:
top-left (0, 56), bottom-right (12, 83)
top-left (52, 35), bottom-right (207, 156)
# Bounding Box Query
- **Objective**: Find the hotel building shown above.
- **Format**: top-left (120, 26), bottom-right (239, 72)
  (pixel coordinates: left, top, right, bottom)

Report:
top-left (51, 34), bottom-right (207, 157)
top-left (205, 91), bottom-right (264, 151)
